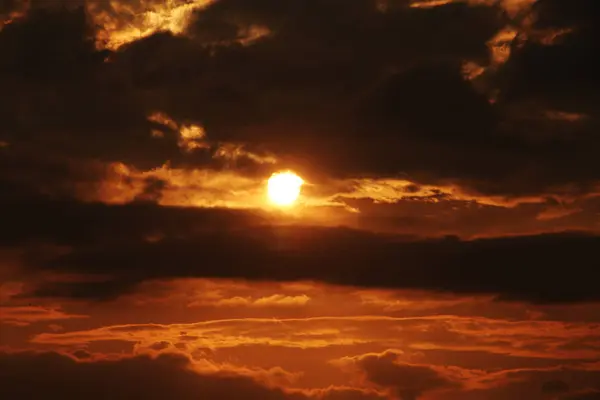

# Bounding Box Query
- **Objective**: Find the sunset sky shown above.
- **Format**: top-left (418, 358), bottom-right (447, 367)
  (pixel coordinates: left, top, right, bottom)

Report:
top-left (1, 0), bottom-right (600, 399)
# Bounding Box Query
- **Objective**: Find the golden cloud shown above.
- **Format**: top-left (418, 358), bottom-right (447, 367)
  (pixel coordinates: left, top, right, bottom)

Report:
top-left (30, 314), bottom-right (600, 361)
top-left (190, 294), bottom-right (311, 308)
top-left (88, 0), bottom-right (214, 50)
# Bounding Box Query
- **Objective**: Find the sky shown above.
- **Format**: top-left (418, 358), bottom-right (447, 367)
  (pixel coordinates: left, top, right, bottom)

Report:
top-left (1, 0), bottom-right (600, 399)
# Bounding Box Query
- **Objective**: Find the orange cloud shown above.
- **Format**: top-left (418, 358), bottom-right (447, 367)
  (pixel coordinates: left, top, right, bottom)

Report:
top-left (179, 124), bottom-right (210, 153)
top-left (487, 26), bottom-right (519, 68)
top-left (355, 290), bottom-right (489, 312)
top-left (334, 350), bottom-right (464, 398)
top-left (0, 0), bottom-right (28, 31)
top-left (147, 112), bottom-right (210, 152)
top-left (193, 294), bottom-right (311, 308)
top-left (3, 279), bottom-right (600, 398)
top-left (253, 295), bottom-right (311, 307)
top-left (213, 142), bottom-right (278, 166)
top-left (147, 111), bottom-right (178, 130)
top-left (147, 112), bottom-right (279, 162)
top-left (85, 159), bottom-right (573, 214)
top-left (28, 314), bottom-right (600, 362)
top-left (0, 306), bottom-right (87, 327)
top-left (408, 0), bottom-right (537, 17)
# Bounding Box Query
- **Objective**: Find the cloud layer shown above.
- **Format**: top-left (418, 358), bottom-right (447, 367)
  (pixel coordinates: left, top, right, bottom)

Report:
top-left (2, 198), bottom-right (598, 303)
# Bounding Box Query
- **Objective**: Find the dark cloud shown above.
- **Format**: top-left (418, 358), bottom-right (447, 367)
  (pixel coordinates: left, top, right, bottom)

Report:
top-left (1, 0), bottom-right (599, 198)
top-left (503, 0), bottom-right (600, 106)
top-left (133, 177), bottom-right (167, 204)
top-left (71, 349), bottom-right (93, 359)
top-left (0, 188), bottom-right (267, 246)
top-left (1, 197), bottom-right (597, 303)
top-left (0, 1), bottom-right (539, 194)
top-left (542, 379), bottom-right (571, 395)
top-left (489, 1), bottom-right (600, 197)
top-left (561, 391), bottom-right (600, 400)
top-left (108, 0), bottom-right (506, 178)
top-left (0, 351), bottom-right (293, 399)
top-left (0, 0), bottom-right (20, 16)
top-left (0, 351), bottom-right (383, 400)
top-left (354, 351), bottom-right (457, 399)
top-left (317, 389), bottom-right (387, 400)
top-left (458, 367), bottom-right (600, 400)
top-left (360, 62), bottom-right (496, 141)
top-left (346, 195), bottom-right (600, 238)
top-left (0, 7), bottom-right (175, 171)
top-left (149, 341), bottom-right (172, 351)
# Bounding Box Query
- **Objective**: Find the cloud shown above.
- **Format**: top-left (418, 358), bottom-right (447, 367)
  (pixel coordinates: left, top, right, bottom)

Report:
top-left (452, 365), bottom-right (600, 400)
top-left (0, 0), bottom-right (27, 28)
top-left (0, 351), bottom-right (292, 399)
top-left (89, 0), bottom-right (214, 49)
top-left (8, 154), bottom-right (600, 239)
top-left (2, 170), bottom-right (599, 304)
top-left (6, 327), bottom-right (600, 399)
top-left (0, 0), bottom-right (571, 198)
top-left (336, 350), bottom-right (460, 399)
top-left (7, 202), bottom-right (598, 303)
top-left (333, 351), bottom-right (600, 400)
top-left (561, 391), bottom-right (600, 400)
top-left (199, 294), bottom-right (311, 308)
top-left (28, 313), bottom-right (600, 363)
top-left (312, 388), bottom-right (388, 400)
top-left (2, 0), bottom-right (600, 206)
top-left (2, 278), bottom-right (599, 399)
top-left (0, 306), bottom-right (87, 327)
top-left (0, 351), bottom-right (386, 400)
top-left (355, 290), bottom-right (480, 312)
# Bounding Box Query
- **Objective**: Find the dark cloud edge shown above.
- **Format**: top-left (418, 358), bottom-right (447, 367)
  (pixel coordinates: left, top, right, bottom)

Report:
top-left (2, 197), bottom-right (598, 304)
top-left (0, 350), bottom-right (387, 400)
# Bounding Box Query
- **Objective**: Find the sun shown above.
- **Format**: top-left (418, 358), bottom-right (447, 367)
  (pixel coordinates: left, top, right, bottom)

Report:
top-left (267, 171), bottom-right (304, 206)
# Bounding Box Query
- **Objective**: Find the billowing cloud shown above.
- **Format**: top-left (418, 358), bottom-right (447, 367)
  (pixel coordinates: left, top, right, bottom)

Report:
top-left (2, 0), bottom-right (598, 200)
top-left (2, 0), bottom-right (600, 213)
top-left (334, 351), bottom-right (600, 399)
top-left (451, 365), bottom-right (600, 400)
top-left (2, 278), bottom-right (600, 399)
top-left (335, 350), bottom-right (460, 399)
top-left (0, 351), bottom-right (386, 400)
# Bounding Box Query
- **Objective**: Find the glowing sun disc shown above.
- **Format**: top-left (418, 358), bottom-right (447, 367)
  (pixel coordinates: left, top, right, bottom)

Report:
top-left (267, 171), bottom-right (304, 206)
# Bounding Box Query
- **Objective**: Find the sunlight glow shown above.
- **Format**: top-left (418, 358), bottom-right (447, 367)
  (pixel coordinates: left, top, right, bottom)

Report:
top-left (267, 171), bottom-right (304, 207)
